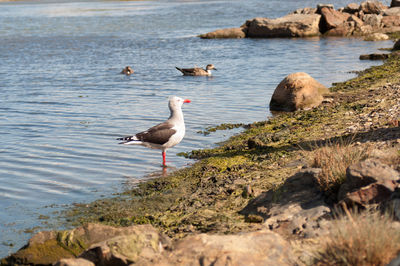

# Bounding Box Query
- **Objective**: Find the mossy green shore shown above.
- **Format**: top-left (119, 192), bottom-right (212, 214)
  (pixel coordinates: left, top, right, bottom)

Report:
top-left (63, 52), bottom-right (400, 235)
top-left (3, 48), bottom-right (400, 264)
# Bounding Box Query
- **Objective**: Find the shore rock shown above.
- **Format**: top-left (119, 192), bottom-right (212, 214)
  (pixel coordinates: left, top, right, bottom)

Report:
top-left (381, 15), bottom-right (400, 27)
top-left (360, 0), bottom-right (388, 14)
top-left (391, 0), bottom-right (400, 7)
top-left (54, 258), bottom-right (95, 266)
top-left (343, 3), bottom-right (360, 13)
top-left (364, 32), bottom-right (389, 40)
top-left (383, 6), bottom-right (400, 16)
top-left (338, 159), bottom-right (400, 207)
top-left (394, 39), bottom-right (400, 50)
top-left (319, 7), bottom-right (351, 33)
top-left (199, 27), bottom-right (246, 39)
top-left (2, 223), bottom-right (168, 266)
top-left (161, 230), bottom-right (295, 265)
top-left (291, 7), bottom-right (317, 15)
top-left (245, 14), bottom-right (321, 38)
top-left (269, 72), bottom-right (329, 111)
top-left (360, 53), bottom-right (389, 60)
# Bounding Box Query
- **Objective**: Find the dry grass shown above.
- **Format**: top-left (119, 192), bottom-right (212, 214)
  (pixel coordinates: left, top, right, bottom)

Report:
top-left (309, 140), bottom-right (371, 201)
top-left (312, 209), bottom-right (400, 266)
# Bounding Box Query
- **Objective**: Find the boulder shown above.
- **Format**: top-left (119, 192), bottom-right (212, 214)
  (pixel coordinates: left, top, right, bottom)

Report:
top-left (316, 4), bottom-right (334, 13)
top-left (240, 169), bottom-right (331, 238)
top-left (338, 159), bottom-right (400, 206)
top-left (2, 223), bottom-right (168, 266)
top-left (381, 15), bottom-right (400, 27)
top-left (364, 32), bottom-right (390, 40)
top-left (269, 72), bottom-right (329, 111)
top-left (343, 3), bottom-right (360, 13)
top-left (245, 14), bottom-right (321, 38)
top-left (362, 14), bottom-right (383, 28)
top-left (383, 7), bottom-right (400, 16)
top-left (319, 6), bottom-right (351, 33)
top-left (291, 7), bottom-right (317, 15)
top-left (394, 39), bottom-right (400, 50)
top-left (360, 0), bottom-right (388, 14)
top-left (360, 53), bottom-right (389, 60)
top-left (391, 0), bottom-right (400, 7)
top-left (161, 230), bottom-right (294, 266)
top-left (54, 258), bottom-right (95, 266)
top-left (199, 27), bottom-right (246, 39)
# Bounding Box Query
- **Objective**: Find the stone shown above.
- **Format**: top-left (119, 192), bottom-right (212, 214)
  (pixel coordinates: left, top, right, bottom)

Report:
top-left (364, 32), bottom-right (389, 40)
top-left (2, 223), bottom-right (169, 266)
top-left (316, 4), bottom-right (334, 13)
top-left (360, 0), bottom-right (388, 14)
top-left (340, 182), bottom-right (397, 206)
top-left (381, 15), bottom-right (400, 27)
top-left (245, 14), bottom-right (321, 38)
top-left (394, 39), bottom-right (400, 50)
top-left (199, 27), bottom-right (246, 39)
top-left (324, 22), bottom-right (355, 36)
top-left (391, 0), bottom-right (400, 7)
top-left (383, 7), bottom-right (400, 16)
top-left (240, 169), bottom-right (331, 238)
top-left (161, 230), bottom-right (294, 266)
top-left (291, 7), bottom-right (317, 15)
top-left (269, 72), bottom-right (329, 111)
top-left (54, 258), bottom-right (95, 266)
top-left (359, 53), bottom-right (389, 60)
top-left (343, 3), bottom-right (360, 13)
top-left (338, 159), bottom-right (400, 202)
top-left (362, 14), bottom-right (383, 28)
top-left (319, 6), bottom-right (351, 33)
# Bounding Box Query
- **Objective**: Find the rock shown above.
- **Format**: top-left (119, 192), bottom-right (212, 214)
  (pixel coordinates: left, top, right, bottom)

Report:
top-left (360, 53), bottom-right (389, 60)
top-left (199, 27), bottom-right (246, 39)
top-left (269, 72), bottom-right (329, 111)
top-left (2, 223), bottom-right (168, 266)
top-left (340, 182), bottom-right (397, 206)
top-left (360, 0), bottom-right (388, 14)
top-left (240, 169), bottom-right (331, 238)
top-left (245, 14), bottom-right (321, 38)
top-left (381, 15), bottom-right (400, 27)
top-left (291, 7), bottom-right (317, 15)
top-left (54, 258), bottom-right (95, 266)
top-left (362, 14), bottom-right (383, 28)
top-left (394, 39), bottom-right (400, 50)
top-left (316, 4), bottom-right (334, 13)
top-left (343, 3), bottom-right (360, 13)
top-left (391, 0), bottom-right (400, 7)
top-left (364, 32), bottom-right (389, 40)
top-left (383, 6), bottom-right (400, 16)
top-left (161, 230), bottom-right (294, 266)
top-left (121, 66), bottom-right (133, 75)
top-left (338, 159), bottom-right (400, 204)
top-left (319, 6), bottom-right (351, 33)
top-left (80, 231), bottom-right (165, 266)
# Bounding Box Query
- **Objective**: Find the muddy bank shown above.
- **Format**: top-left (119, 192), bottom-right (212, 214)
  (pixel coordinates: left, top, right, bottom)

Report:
top-left (3, 43), bottom-right (400, 266)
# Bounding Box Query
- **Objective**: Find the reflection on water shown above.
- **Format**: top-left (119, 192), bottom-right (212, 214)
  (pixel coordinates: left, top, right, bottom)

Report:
top-left (0, 0), bottom-right (393, 257)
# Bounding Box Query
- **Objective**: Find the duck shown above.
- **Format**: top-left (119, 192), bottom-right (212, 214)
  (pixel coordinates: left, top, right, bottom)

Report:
top-left (176, 64), bottom-right (217, 76)
top-left (117, 96), bottom-right (191, 167)
top-left (121, 66), bottom-right (134, 75)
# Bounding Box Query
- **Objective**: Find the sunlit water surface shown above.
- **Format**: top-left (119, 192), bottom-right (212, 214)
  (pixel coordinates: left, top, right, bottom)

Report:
top-left (0, 0), bottom-right (393, 256)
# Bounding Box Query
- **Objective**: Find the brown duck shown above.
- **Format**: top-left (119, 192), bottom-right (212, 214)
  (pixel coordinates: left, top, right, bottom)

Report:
top-left (121, 66), bottom-right (134, 75)
top-left (176, 64), bottom-right (217, 76)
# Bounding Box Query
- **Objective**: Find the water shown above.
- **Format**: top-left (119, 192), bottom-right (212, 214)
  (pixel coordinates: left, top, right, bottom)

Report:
top-left (0, 0), bottom-right (393, 257)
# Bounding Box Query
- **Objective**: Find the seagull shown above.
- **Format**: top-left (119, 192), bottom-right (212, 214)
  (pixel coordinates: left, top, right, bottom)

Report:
top-left (176, 64), bottom-right (217, 76)
top-left (117, 96), bottom-right (191, 167)
top-left (121, 66), bottom-right (134, 75)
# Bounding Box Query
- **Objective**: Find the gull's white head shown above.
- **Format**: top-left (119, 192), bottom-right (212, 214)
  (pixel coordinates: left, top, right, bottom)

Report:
top-left (169, 96), bottom-right (191, 111)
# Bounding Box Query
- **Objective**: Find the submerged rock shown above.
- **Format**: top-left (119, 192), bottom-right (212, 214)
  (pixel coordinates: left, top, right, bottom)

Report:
top-left (269, 72), bottom-right (329, 111)
top-left (364, 32), bottom-right (389, 40)
top-left (359, 53), bottom-right (389, 60)
top-left (199, 27), bottom-right (246, 39)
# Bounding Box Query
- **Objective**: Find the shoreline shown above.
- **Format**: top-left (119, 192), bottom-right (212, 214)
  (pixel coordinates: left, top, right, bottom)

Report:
top-left (3, 40), bottom-right (400, 264)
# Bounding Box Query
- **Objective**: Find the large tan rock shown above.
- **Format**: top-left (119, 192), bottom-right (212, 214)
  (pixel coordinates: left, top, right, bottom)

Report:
top-left (245, 14), bottom-right (321, 38)
top-left (269, 72), bottom-right (329, 111)
top-left (2, 223), bottom-right (168, 266)
top-left (199, 27), bottom-right (246, 39)
top-left (319, 6), bottom-right (351, 33)
top-left (383, 6), bottom-right (400, 16)
top-left (160, 230), bottom-right (294, 266)
top-left (381, 15), bottom-right (400, 27)
top-left (360, 0), bottom-right (388, 14)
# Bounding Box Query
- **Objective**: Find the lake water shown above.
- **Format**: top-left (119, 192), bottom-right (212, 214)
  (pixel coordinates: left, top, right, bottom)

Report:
top-left (0, 0), bottom-right (393, 257)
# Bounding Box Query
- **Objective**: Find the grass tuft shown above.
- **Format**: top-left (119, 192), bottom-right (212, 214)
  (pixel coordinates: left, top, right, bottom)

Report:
top-left (312, 209), bottom-right (400, 266)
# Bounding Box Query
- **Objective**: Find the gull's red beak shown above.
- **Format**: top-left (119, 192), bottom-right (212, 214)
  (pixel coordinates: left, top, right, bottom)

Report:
top-left (184, 99), bottom-right (191, 103)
